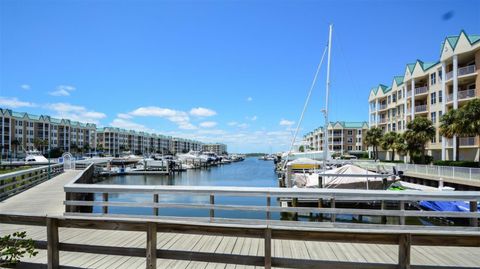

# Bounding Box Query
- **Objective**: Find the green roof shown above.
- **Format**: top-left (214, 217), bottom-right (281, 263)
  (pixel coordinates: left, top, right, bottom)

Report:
top-left (330, 121), bottom-right (368, 129)
top-left (393, 76), bottom-right (404, 86)
top-left (421, 61), bottom-right (439, 71)
top-left (407, 63), bottom-right (416, 73)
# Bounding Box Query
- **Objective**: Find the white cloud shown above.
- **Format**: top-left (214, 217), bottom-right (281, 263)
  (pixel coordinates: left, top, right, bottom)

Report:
top-left (246, 115), bottom-right (257, 121)
top-left (246, 97), bottom-right (253, 102)
top-left (0, 97), bottom-right (36, 108)
top-left (20, 84), bottom-right (31, 90)
top-left (45, 102), bottom-right (106, 124)
top-left (110, 118), bottom-right (151, 132)
top-left (227, 121), bottom-right (238, 126)
top-left (129, 106), bottom-right (197, 130)
top-left (189, 107), bottom-right (217, 117)
top-left (279, 119), bottom-right (295, 126)
top-left (117, 113), bottom-right (132, 119)
top-left (199, 121), bottom-right (217, 128)
top-left (49, 85), bottom-right (76, 96)
top-left (237, 123), bottom-right (249, 129)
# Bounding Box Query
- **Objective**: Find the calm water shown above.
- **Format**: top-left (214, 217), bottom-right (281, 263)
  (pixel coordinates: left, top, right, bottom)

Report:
top-left (94, 157), bottom-right (281, 219)
top-left (93, 157), bottom-right (441, 225)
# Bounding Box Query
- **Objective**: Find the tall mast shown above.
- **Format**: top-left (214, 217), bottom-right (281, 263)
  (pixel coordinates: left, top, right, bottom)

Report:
top-left (323, 24), bottom-right (333, 166)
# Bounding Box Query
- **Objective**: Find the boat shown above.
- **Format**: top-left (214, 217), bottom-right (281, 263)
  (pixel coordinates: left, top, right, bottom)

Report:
top-left (25, 150), bottom-right (49, 164)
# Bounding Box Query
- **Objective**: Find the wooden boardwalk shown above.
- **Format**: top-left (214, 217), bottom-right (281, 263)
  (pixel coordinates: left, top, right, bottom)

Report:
top-left (1, 171), bottom-right (480, 268)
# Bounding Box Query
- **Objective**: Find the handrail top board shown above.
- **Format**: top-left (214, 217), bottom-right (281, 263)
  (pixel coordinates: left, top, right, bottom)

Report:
top-left (1, 212), bottom-right (480, 236)
top-left (0, 163), bottom-right (63, 180)
top-left (64, 183), bottom-right (480, 200)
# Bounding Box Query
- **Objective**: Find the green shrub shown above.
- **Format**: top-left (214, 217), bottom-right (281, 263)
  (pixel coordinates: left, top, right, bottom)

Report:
top-left (0, 231), bottom-right (38, 266)
top-left (411, 154), bottom-right (433, 164)
top-left (433, 160), bottom-right (479, 167)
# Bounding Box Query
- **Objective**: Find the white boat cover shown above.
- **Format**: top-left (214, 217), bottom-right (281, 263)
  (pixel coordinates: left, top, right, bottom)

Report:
top-left (287, 158), bottom-right (323, 166)
top-left (323, 164), bottom-right (384, 189)
top-left (293, 173), bottom-right (320, 188)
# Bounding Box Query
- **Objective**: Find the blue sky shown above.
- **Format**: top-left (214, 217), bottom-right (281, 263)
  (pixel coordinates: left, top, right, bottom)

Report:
top-left (0, 0), bottom-right (479, 153)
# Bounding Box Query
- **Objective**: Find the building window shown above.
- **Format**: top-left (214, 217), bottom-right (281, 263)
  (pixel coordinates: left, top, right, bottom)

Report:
top-left (392, 123), bottom-right (396, 131)
top-left (431, 135), bottom-right (436, 143)
top-left (430, 73), bottom-right (436, 85)
top-left (347, 130), bottom-right (353, 135)
top-left (392, 93), bottom-right (397, 102)
top-left (347, 146), bottom-right (353, 151)
top-left (431, 112), bottom-right (436, 123)
top-left (431, 92), bottom-right (436, 105)
top-left (438, 70), bottom-right (442, 80)
top-left (439, 91), bottom-right (442, 103)
top-left (388, 96), bottom-right (391, 104)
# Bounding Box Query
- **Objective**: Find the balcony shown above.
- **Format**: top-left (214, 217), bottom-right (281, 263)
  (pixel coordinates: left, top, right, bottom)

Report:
top-left (378, 118), bottom-right (387, 124)
top-left (460, 137), bottom-right (477, 146)
top-left (378, 104), bottom-right (387, 110)
top-left (446, 89), bottom-right (476, 103)
top-left (445, 65), bottom-right (476, 81)
top-left (414, 105), bottom-right (427, 113)
top-left (446, 137), bottom-right (478, 147)
top-left (458, 65), bottom-right (476, 77)
top-left (414, 86), bottom-right (428, 95)
top-left (406, 91), bottom-right (412, 98)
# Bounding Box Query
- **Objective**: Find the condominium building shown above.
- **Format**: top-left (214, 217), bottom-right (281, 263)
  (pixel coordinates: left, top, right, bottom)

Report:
top-left (0, 108), bottom-right (206, 157)
top-left (368, 30), bottom-right (480, 161)
top-left (303, 121), bottom-right (369, 154)
top-left (95, 128), bottom-right (204, 156)
top-left (202, 143), bottom-right (228, 155)
top-left (0, 108), bottom-right (96, 156)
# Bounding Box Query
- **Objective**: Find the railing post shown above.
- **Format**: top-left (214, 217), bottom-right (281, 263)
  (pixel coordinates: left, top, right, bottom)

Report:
top-left (470, 201), bottom-right (478, 227)
top-left (264, 228), bottom-right (272, 269)
top-left (381, 200), bottom-right (387, 224)
top-left (398, 234), bottom-right (411, 269)
top-left (210, 194), bottom-right (215, 220)
top-left (47, 218), bottom-right (59, 269)
top-left (266, 195), bottom-right (271, 220)
top-left (153, 194), bottom-right (159, 216)
top-left (331, 198), bottom-right (336, 222)
top-left (146, 222), bottom-right (157, 269)
top-left (102, 193), bottom-right (109, 214)
top-left (399, 201), bottom-right (405, 225)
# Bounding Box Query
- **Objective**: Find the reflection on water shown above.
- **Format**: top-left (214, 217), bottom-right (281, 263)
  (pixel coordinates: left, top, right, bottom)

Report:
top-left (93, 157), bottom-right (444, 225)
top-left (94, 157), bottom-right (280, 219)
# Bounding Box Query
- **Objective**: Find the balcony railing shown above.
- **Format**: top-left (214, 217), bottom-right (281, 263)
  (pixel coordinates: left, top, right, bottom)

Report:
top-left (446, 89), bottom-right (476, 102)
top-left (414, 105), bottom-right (427, 113)
top-left (446, 137), bottom-right (478, 147)
top-left (378, 118), bottom-right (387, 124)
top-left (414, 86), bottom-right (428, 95)
top-left (406, 91), bottom-right (412, 97)
top-left (379, 104), bottom-right (387, 110)
top-left (458, 65), bottom-right (476, 77)
top-left (460, 137), bottom-right (477, 146)
top-left (445, 65), bottom-right (476, 81)
top-left (458, 88), bottom-right (476, 100)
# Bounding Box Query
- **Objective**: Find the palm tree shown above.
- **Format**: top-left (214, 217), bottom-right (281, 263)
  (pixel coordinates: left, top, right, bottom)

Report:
top-left (365, 127), bottom-right (383, 160)
top-left (380, 132), bottom-right (400, 162)
top-left (393, 134), bottom-right (408, 162)
top-left (459, 99), bottom-right (480, 166)
top-left (439, 109), bottom-right (461, 161)
top-left (11, 139), bottom-right (20, 159)
top-left (404, 117), bottom-right (435, 164)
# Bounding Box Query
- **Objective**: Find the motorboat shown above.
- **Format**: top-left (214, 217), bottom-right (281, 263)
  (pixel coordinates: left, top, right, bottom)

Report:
top-left (25, 150), bottom-right (49, 164)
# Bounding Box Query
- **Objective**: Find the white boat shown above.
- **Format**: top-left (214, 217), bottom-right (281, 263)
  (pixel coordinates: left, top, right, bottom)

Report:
top-left (25, 150), bottom-right (49, 163)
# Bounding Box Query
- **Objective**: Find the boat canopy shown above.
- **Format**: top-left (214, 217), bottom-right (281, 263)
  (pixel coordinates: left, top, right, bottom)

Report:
top-left (323, 164), bottom-right (385, 189)
top-left (286, 158), bottom-right (322, 170)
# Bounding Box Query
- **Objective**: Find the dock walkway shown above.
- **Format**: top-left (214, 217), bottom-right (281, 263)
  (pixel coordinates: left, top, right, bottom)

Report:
top-left (1, 171), bottom-right (479, 268)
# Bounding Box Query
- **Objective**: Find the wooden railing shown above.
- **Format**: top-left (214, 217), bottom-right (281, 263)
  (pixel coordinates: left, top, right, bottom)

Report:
top-left (0, 163), bottom-right (63, 201)
top-left (64, 183), bottom-right (480, 227)
top-left (1, 213), bottom-right (479, 269)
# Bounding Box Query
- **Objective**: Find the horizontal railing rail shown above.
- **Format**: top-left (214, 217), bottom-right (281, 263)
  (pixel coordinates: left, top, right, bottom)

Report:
top-left (64, 181), bottom-right (480, 227)
top-left (0, 163), bottom-right (63, 200)
top-left (1, 213), bottom-right (479, 269)
top-left (414, 86), bottom-right (428, 95)
top-left (395, 163), bottom-right (480, 182)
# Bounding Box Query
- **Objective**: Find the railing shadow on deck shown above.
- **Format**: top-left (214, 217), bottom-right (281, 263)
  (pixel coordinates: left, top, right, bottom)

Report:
top-left (1, 213), bottom-right (480, 269)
